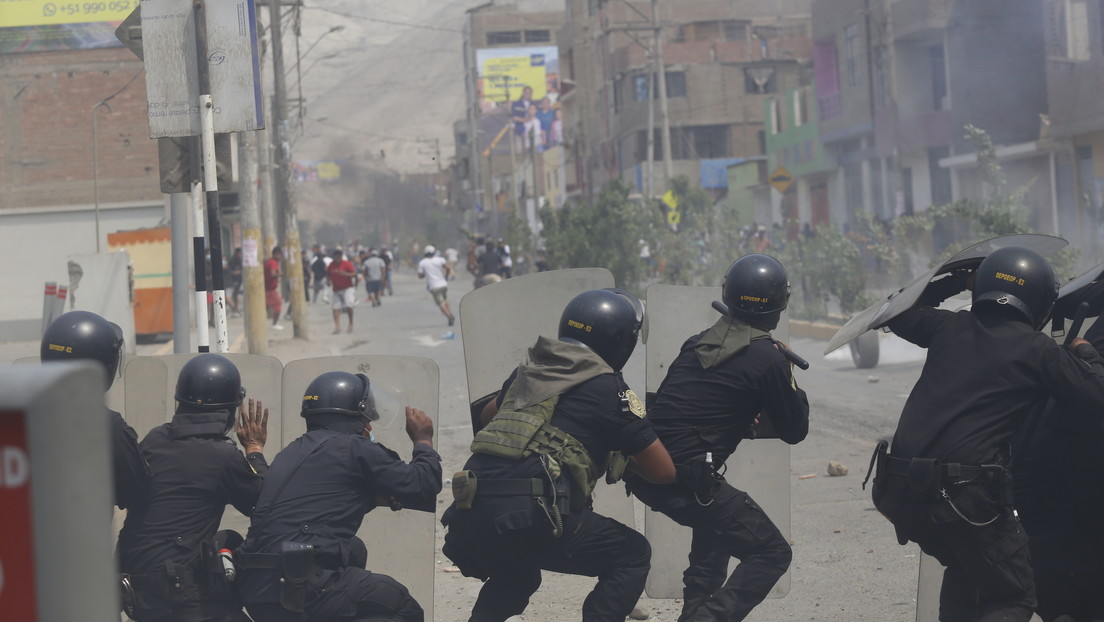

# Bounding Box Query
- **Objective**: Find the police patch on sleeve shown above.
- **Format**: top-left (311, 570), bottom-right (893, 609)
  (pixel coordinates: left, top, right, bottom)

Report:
top-left (620, 389), bottom-right (646, 418)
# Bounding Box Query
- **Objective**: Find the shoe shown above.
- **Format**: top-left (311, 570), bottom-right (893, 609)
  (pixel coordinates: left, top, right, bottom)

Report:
top-left (332, 329), bottom-right (341, 335)
top-left (272, 324), bottom-right (285, 330)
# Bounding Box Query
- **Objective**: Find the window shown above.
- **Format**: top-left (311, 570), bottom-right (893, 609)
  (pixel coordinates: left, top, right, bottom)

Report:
top-left (745, 67), bottom-right (777, 94)
top-left (815, 42), bottom-right (841, 120)
top-left (930, 44), bottom-right (948, 110)
top-left (1048, 0), bottom-right (1090, 60)
top-left (633, 72), bottom-right (686, 100)
top-left (524, 30), bottom-right (551, 43)
top-left (843, 24), bottom-right (860, 87)
top-left (679, 20), bottom-right (749, 42)
top-left (872, 46), bottom-right (889, 109)
top-left (487, 31), bottom-right (522, 46)
top-left (456, 132), bottom-right (468, 146)
top-left (724, 22), bottom-right (748, 41)
top-left (793, 88), bottom-right (808, 127)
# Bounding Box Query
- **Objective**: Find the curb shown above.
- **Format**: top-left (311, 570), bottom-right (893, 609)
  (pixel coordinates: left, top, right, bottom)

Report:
top-left (788, 319), bottom-right (840, 341)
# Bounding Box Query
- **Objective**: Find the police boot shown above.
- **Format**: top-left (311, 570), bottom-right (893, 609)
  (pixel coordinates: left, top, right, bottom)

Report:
top-left (678, 592), bottom-right (710, 622)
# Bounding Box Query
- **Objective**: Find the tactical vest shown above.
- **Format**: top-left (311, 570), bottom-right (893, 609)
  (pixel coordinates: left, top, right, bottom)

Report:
top-left (470, 382), bottom-right (604, 511)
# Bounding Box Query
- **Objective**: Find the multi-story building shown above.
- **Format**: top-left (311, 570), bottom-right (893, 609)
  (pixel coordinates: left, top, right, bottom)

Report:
top-left (559, 0), bottom-right (813, 201)
top-left (1043, 0), bottom-right (1104, 256)
top-left (764, 85), bottom-right (831, 229)
top-left (811, 0), bottom-right (1053, 236)
top-left (456, 0), bottom-right (565, 237)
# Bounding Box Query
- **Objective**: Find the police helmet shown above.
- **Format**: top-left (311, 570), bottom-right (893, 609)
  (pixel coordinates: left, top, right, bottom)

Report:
top-left (972, 246), bottom-right (1058, 329)
top-left (721, 254), bottom-right (790, 328)
top-left (40, 310), bottom-right (125, 390)
top-left (301, 371), bottom-right (379, 422)
top-left (175, 354), bottom-right (246, 410)
top-left (558, 288), bottom-right (643, 372)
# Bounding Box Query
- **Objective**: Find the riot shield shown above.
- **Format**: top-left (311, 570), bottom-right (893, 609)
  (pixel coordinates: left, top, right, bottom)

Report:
top-left (282, 356), bottom-right (439, 622)
top-left (643, 284), bottom-right (793, 599)
top-left (123, 354), bottom-right (285, 537)
top-left (825, 234), bottom-right (1068, 354)
top-left (13, 355), bottom-right (125, 412)
top-left (457, 268), bottom-right (637, 527)
top-left (1053, 260), bottom-right (1104, 324)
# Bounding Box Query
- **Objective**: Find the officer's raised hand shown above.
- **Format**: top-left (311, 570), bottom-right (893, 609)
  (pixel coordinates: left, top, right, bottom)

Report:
top-left (404, 406), bottom-right (434, 447)
top-left (237, 397), bottom-right (269, 454)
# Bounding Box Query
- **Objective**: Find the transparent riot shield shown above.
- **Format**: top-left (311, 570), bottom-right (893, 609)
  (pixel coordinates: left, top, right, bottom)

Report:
top-left (457, 268), bottom-right (636, 527)
top-left (283, 356), bottom-right (440, 622)
top-left (643, 284), bottom-right (794, 599)
top-left (123, 353), bottom-right (285, 537)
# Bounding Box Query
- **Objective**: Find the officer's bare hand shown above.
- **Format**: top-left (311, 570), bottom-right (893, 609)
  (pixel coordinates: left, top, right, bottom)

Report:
top-left (404, 406), bottom-right (434, 446)
top-left (237, 398), bottom-right (268, 453)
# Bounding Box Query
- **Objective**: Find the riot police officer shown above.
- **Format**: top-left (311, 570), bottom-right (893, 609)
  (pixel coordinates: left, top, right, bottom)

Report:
top-left (41, 310), bottom-right (150, 510)
top-left (235, 371), bottom-right (440, 622)
top-left (870, 247), bottom-right (1104, 621)
top-left (626, 255), bottom-right (809, 622)
top-left (118, 354), bottom-right (269, 622)
top-left (442, 288), bottom-right (677, 622)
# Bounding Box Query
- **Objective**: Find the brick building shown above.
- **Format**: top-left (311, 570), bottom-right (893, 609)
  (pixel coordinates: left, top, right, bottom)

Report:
top-left (0, 46), bottom-right (163, 322)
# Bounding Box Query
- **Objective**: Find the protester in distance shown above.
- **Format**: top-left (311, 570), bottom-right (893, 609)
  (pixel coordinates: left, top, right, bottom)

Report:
top-left (326, 249), bottom-right (358, 334)
top-left (362, 248), bottom-right (388, 308)
top-left (264, 247), bottom-right (284, 330)
top-left (417, 244), bottom-right (456, 327)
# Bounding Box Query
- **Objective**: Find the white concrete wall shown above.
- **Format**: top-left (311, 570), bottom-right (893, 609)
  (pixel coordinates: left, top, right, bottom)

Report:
top-left (0, 202), bottom-right (165, 322)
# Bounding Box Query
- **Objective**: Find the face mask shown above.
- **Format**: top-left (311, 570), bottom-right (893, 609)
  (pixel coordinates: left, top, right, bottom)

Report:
top-left (368, 430), bottom-right (377, 443)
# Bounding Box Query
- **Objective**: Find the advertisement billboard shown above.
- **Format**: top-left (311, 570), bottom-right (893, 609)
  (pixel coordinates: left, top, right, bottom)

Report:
top-left (0, 0), bottom-right (131, 53)
top-left (476, 46), bottom-right (562, 154)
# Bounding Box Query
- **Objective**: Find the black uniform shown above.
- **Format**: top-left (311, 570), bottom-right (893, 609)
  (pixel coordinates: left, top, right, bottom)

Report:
top-left (873, 305), bottom-right (1104, 622)
top-left (236, 429), bottom-right (441, 622)
top-left (442, 368), bottom-right (658, 622)
top-left (627, 334), bottom-right (808, 622)
top-left (110, 409), bottom-right (151, 510)
top-left (118, 411), bottom-right (268, 622)
top-left (1013, 318), bottom-right (1104, 622)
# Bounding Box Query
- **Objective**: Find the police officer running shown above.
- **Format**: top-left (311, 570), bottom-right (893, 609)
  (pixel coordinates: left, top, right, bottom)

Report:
top-left (869, 247), bottom-right (1104, 622)
top-left (117, 354), bottom-right (269, 622)
top-left (626, 255), bottom-right (809, 622)
top-left (235, 371), bottom-right (441, 622)
top-left (40, 310), bottom-right (150, 511)
top-left (442, 288), bottom-right (677, 622)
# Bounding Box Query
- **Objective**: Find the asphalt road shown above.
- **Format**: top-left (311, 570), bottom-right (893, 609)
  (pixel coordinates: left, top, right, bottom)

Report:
top-left (3, 267), bottom-right (938, 621)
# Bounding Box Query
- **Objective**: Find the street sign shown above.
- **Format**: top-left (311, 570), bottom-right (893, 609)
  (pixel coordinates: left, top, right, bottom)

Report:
top-left (115, 5), bottom-right (143, 60)
top-left (140, 0), bottom-right (264, 138)
top-left (661, 190), bottom-right (681, 227)
top-left (770, 166), bottom-right (794, 195)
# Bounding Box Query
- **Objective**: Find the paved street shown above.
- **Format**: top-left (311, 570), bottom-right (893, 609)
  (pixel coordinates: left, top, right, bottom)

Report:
top-left (4, 269), bottom-right (940, 621)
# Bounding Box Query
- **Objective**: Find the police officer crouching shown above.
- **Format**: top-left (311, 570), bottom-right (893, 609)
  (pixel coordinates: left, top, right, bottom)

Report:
top-left (40, 310), bottom-right (151, 511)
top-left (442, 288), bottom-right (677, 622)
top-left (626, 255), bottom-right (809, 622)
top-left (235, 371), bottom-right (441, 622)
top-left (869, 247), bottom-right (1104, 621)
top-left (118, 353), bottom-right (269, 622)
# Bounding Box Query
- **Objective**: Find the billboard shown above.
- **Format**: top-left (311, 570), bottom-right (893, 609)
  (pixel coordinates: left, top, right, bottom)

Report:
top-left (476, 46), bottom-right (562, 153)
top-left (0, 0), bottom-right (131, 53)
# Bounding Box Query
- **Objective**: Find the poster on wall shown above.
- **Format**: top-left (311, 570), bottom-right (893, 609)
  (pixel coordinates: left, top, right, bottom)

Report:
top-left (475, 46), bottom-right (563, 154)
top-left (0, 0), bottom-right (131, 53)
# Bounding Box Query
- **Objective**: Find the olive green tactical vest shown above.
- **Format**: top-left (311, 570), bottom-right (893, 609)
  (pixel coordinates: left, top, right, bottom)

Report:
top-left (470, 381), bottom-right (604, 511)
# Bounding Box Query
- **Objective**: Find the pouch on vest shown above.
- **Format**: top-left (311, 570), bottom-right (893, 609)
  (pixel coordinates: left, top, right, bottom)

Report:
top-left (452, 470), bottom-right (478, 510)
top-left (279, 541), bottom-right (316, 613)
top-left (606, 452), bottom-right (629, 485)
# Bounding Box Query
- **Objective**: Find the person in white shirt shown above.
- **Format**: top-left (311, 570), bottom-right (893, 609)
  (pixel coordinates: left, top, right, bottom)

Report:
top-left (417, 244), bottom-right (456, 327)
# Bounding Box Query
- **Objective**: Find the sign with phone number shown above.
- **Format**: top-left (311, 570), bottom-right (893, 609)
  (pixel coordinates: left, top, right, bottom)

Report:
top-left (0, 0), bottom-right (133, 28)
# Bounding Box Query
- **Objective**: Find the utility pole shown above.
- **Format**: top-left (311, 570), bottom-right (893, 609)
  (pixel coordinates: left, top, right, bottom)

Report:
top-left (646, 55), bottom-right (655, 199)
top-left (269, 0), bottom-right (308, 338)
top-left (652, 0), bottom-right (674, 183)
top-left (504, 78), bottom-right (520, 225)
top-left (238, 129), bottom-right (268, 354)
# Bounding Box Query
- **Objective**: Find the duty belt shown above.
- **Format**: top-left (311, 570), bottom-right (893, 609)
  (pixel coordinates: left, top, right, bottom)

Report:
top-left (882, 455), bottom-right (1001, 484)
top-left (473, 478), bottom-right (547, 497)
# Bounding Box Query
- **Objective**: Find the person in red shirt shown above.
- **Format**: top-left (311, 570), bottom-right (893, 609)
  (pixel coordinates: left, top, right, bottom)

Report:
top-left (263, 247), bottom-right (284, 330)
top-left (326, 249), bottom-right (358, 334)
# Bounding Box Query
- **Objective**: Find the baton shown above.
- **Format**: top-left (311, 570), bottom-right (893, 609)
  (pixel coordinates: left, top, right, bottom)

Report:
top-left (711, 300), bottom-right (810, 370)
top-left (1064, 301), bottom-right (1092, 347)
